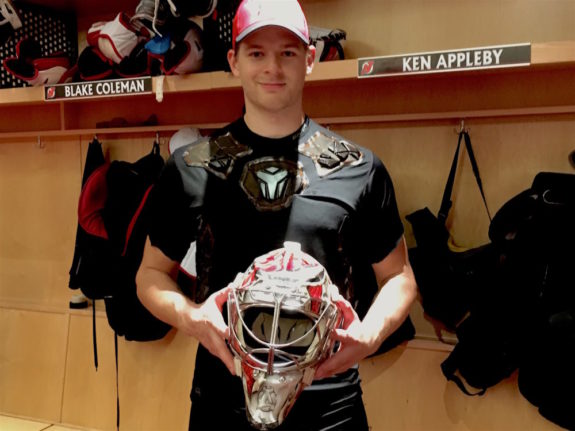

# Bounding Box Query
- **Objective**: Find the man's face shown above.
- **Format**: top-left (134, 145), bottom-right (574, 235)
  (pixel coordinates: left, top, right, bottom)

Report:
top-left (227, 26), bottom-right (315, 116)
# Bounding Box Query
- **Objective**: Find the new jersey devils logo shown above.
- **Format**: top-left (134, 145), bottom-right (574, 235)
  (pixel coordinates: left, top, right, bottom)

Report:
top-left (360, 60), bottom-right (374, 76)
top-left (46, 87), bottom-right (56, 99)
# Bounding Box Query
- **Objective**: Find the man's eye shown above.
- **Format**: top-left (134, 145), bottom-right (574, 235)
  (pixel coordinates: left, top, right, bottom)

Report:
top-left (283, 51), bottom-right (297, 57)
top-left (249, 51), bottom-right (263, 58)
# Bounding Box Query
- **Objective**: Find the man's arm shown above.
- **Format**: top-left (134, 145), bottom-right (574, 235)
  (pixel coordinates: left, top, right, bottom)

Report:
top-left (314, 235), bottom-right (417, 379)
top-left (136, 238), bottom-right (236, 375)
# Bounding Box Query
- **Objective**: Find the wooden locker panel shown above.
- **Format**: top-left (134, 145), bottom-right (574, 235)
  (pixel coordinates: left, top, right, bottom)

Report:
top-left (360, 343), bottom-right (564, 431)
top-left (60, 313), bottom-right (117, 431)
top-left (303, 0), bottom-right (575, 60)
top-left (62, 313), bottom-right (196, 431)
top-left (0, 308), bottom-right (68, 422)
top-left (112, 329), bottom-right (197, 431)
top-left (0, 137), bottom-right (81, 306)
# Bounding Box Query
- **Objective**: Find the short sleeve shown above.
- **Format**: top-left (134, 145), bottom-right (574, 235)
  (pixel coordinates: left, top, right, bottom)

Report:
top-left (357, 157), bottom-right (404, 264)
top-left (147, 156), bottom-right (199, 263)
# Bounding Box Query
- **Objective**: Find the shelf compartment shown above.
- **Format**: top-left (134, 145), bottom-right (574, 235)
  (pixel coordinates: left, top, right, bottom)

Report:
top-left (0, 103), bottom-right (63, 134)
top-left (0, 42), bottom-right (574, 137)
top-left (305, 65), bottom-right (575, 124)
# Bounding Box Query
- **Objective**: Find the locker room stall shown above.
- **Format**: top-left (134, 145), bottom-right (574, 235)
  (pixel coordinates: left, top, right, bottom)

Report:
top-left (1, 0), bottom-right (574, 430)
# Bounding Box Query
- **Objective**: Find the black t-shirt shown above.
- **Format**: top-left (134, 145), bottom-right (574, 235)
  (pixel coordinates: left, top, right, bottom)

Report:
top-left (147, 116), bottom-right (404, 396)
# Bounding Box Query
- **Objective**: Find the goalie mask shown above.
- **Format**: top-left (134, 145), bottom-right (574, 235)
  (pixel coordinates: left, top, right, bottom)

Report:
top-left (228, 242), bottom-right (342, 429)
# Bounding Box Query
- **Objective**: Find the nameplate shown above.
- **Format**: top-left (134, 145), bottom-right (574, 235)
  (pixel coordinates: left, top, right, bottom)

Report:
top-left (44, 77), bottom-right (152, 101)
top-left (358, 43), bottom-right (531, 78)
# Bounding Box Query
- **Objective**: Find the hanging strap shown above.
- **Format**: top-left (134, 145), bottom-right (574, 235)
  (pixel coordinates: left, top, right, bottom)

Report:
top-left (440, 344), bottom-right (487, 396)
top-left (462, 131), bottom-right (492, 221)
top-left (438, 132), bottom-right (464, 224)
top-left (115, 332), bottom-right (120, 431)
top-left (151, 139), bottom-right (160, 155)
top-left (438, 130), bottom-right (491, 225)
top-left (92, 300), bottom-right (99, 370)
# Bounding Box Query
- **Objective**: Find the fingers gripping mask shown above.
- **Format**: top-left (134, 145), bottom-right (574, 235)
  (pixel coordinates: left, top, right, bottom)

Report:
top-left (228, 242), bottom-right (342, 429)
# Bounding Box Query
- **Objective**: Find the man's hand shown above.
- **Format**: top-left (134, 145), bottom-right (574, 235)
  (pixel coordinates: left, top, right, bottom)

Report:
top-left (314, 295), bottom-right (381, 380)
top-left (178, 286), bottom-right (236, 375)
top-left (314, 237), bottom-right (417, 380)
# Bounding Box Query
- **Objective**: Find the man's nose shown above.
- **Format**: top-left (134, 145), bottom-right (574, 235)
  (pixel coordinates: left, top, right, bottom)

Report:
top-left (264, 54), bottom-right (282, 73)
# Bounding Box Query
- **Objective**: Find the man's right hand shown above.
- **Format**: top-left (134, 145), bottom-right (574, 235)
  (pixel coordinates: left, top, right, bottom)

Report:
top-left (179, 286), bottom-right (236, 376)
top-left (136, 240), bottom-right (236, 376)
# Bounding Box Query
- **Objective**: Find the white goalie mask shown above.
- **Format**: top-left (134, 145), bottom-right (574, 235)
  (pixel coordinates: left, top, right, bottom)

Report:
top-left (228, 242), bottom-right (342, 429)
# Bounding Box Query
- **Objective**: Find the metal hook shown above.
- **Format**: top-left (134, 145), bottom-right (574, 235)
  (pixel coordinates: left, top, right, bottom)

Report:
top-left (36, 136), bottom-right (45, 149)
top-left (455, 119), bottom-right (469, 134)
top-left (152, 132), bottom-right (164, 154)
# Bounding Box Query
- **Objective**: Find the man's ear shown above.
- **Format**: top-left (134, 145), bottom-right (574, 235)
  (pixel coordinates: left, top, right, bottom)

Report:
top-left (227, 49), bottom-right (240, 77)
top-left (306, 45), bottom-right (316, 75)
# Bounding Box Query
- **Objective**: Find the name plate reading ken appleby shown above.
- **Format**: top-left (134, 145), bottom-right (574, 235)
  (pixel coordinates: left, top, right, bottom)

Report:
top-left (358, 43), bottom-right (531, 78)
top-left (44, 77), bottom-right (152, 101)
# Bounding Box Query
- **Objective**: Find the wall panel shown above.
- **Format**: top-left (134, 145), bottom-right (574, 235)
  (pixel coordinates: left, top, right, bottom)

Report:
top-left (303, 0), bottom-right (575, 59)
top-left (361, 344), bottom-right (564, 431)
top-left (62, 313), bottom-right (195, 431)
top-left (0, 308), bottom-right (68, 422)
top-left (0, 138), bottom-right (81, 306)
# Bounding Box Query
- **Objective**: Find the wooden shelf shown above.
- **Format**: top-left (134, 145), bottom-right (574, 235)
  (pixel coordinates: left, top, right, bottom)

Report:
top-left (19, 0), bottom-right (138, 19)
top-left (0, 58), bottom-right (358, 106)
top-left (0, 42), bottom-right (574, 140)
top-left (531, 40), bottom-right (575, 64)
top-left (19, 0), bottom-right (328, 22)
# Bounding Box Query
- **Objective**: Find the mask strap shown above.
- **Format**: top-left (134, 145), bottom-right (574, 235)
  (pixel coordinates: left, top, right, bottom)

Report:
top-left (234, 357), bottom-right (243, 377)
top-left (302, 367), bottom-right (315, 385)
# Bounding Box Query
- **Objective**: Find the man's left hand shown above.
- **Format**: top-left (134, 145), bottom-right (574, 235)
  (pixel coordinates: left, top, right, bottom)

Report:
top-left (314, 295), bottom-right (381, 380)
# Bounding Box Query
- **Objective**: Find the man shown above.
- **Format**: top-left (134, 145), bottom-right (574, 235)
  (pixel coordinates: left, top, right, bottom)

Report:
top-left (136, 0), bottom-right (417, 429)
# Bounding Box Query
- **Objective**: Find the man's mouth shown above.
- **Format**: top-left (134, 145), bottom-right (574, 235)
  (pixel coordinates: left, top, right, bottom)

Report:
top-left (259, 82), bottom-right (285, 90)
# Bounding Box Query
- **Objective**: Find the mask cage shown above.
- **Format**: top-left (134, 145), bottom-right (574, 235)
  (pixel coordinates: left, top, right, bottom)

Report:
top-left (229, 287), bottom-right (341, 374)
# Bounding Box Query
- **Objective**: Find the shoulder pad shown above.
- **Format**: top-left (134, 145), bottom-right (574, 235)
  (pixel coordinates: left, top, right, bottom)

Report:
top-left (298, 130), bottom-right (363, 177)
top-left (182, 132), bottom-right (252, 179)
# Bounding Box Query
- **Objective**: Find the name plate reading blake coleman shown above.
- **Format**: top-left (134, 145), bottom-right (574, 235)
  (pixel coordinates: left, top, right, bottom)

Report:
top-left (358, 43), bottom-right (531, 78)
top-left (44, 77), bottom-right (152, 101)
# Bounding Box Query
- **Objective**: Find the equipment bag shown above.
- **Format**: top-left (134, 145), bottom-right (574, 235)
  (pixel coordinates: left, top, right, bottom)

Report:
top-left (69, 136), bottom-right (106, 291)
top-left (518, 310), bottom-right (575, 431)
top-left (407, 130), bottom-right (493, 330)
top-left (442, 172), bottom-right (575, 399)
top-left (514, 172), bottom-right (575, 430)
top-left (75, 140), bottom-right (172, 430)
top-left (440, 311), bottom-right (521, 396)
top-left (77, 141), bottom-right (171, 342)
top-left (309, 26), bottom-right (346, 62)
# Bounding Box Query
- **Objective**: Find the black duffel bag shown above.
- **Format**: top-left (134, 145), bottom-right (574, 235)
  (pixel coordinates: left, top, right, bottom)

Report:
top-left (407, 130), bottom-right (494, 330)
top-left (442, 171), bottom-right (575, 399)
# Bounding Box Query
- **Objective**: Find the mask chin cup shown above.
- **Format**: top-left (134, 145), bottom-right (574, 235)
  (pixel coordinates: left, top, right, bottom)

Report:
top-left (238, 362), bottom-right (307, 430)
